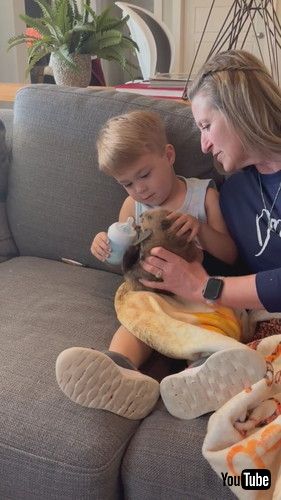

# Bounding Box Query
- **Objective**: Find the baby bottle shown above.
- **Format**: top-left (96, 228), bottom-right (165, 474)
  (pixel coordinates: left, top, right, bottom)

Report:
top-left (106, 217), bottom-right (137, 265)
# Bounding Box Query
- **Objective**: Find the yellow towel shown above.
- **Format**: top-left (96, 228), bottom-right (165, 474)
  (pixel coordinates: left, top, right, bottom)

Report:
top-left (115, 282), bottom-right (244, 360)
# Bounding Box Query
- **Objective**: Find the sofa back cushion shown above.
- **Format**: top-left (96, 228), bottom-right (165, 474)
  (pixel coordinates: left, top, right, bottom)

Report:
top-left (7, 85), bottom-right (219, 271)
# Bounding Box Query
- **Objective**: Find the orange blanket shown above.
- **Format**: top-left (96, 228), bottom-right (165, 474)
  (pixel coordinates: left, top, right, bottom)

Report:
top-left (115, 282), bottom-right (246, 360)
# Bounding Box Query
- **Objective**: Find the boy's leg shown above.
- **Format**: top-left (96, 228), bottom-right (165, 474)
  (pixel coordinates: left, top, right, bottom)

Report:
top-left (160, 346), bottom-right (268, 420)
top-left (56, 326), bottom-right (160, 420)
top-left (109, 325), bottom-right (152, 367)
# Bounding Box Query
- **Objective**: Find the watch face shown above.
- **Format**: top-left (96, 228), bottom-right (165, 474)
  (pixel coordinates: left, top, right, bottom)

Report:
top-left (203, 277), bottom-right (224, 301)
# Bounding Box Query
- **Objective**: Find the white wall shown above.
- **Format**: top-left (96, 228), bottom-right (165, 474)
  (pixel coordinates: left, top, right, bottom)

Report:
top-left (1, 0), bottom-right (281, 84)
top-left (0, 0), bottom-right (29, 83)
top-left (163, 0), bottom-right (281, 77)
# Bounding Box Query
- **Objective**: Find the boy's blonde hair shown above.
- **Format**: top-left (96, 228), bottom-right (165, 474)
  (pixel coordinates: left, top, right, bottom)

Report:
top-left (189, 49), bottom-right (281, 156)
top-left (96, 110), bottom-right (168, 175)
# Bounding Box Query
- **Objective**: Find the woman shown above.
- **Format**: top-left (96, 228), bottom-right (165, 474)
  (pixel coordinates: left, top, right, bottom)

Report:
top-left (140, 49), bottom-right (281, 417)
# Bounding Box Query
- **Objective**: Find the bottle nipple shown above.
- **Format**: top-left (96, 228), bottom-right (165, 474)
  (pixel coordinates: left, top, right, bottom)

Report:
top-left (127, 216), bottom-right (134, 227)
top-left (126, 216), bottom-right (135, 230)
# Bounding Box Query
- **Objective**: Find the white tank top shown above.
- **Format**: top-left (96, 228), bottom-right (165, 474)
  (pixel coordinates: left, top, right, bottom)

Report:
top-left (135, 176), bottom-right (215, 223)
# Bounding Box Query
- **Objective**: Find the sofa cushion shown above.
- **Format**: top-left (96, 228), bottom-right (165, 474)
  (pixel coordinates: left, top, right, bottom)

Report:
top-left (122, 402), bottom-right (237, 499)
top-left (0, 256), bottom-right (138, 499)
top-left (7, 85), bottom-right (219, 272)
top-left (0, 119), bottom-right (18, 262)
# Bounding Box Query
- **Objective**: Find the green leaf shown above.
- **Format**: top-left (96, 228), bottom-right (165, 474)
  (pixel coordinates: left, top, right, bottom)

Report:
top-left (8, 0), bottom-right (139, 75)
top-left (55, 0), bottom-right (71, 33)
top-left (72, 23), bottom-right (96, 33)
top-left (121, 35), bottom-right (139, 51)
top-left (96, 6), bottom-right (114, 31)
top-left (27, 39), bottom-right (49, 59)
top-left (98, 30), bottom-right (122, 49)
top-left (96, 45), bottom-right (125, 64)
top-left (7, 36), bottom-right (29, 51)
top-left (34, 0), bottom-right (54, 20)
top-left (55, 45), bottom-right (78, 69)
top-left (82, 0), bottom-right (90, 24)
top-left (99, 37), bottom-right (121, 50)
top-left (70, 0), bottom-right (79, 20)
top-left (26, 46), bottom-right (51, 74)
top-left (19, 14), bottom-right (49, 36)
top-left (83, 3), bottom-right (97, 27)
top-left (101, 14), bottom-right (130, 31)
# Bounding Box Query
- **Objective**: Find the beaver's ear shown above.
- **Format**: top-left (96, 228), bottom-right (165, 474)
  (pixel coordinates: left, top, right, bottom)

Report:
top-left (161, 218), bottom-right (172, 231)
top-left (122, 245), bottom-right (140, 273)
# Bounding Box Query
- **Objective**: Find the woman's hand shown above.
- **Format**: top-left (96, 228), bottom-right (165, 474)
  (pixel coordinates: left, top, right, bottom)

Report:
top-left (166, 211), bottom-right (200, 242)
top-left (91, 232), bottom-right (110, 261)
top-left (140, 247), bottom-right (209, 302)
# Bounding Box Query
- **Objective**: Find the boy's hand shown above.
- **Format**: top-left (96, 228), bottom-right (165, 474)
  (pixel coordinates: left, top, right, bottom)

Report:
top-left (91, 232), bottom-right (110, 261)
top-left (166, 211), bottom-right (200, 242)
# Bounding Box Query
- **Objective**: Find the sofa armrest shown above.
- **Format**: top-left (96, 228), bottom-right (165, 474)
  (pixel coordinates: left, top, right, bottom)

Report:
top-left (0, 109), bottom-right (13, 151)
top-left (0, 111), bottom-right (18, 261)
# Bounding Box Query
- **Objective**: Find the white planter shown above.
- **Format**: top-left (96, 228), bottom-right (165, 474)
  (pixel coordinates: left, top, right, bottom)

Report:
top-left (50, 53), bottom-right (92, 87)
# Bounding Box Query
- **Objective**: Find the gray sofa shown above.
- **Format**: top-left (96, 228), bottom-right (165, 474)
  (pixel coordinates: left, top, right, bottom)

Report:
top-left (0, 85), bottom-right (236, 499)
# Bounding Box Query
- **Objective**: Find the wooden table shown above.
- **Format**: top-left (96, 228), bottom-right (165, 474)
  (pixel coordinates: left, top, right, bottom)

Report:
top-left (0, 83), bottom-right (114, 105)
top-left (0, 83), bottom-right (28, 103)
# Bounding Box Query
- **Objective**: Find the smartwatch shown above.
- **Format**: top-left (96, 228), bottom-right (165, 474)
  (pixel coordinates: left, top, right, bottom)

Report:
top-left (202, 277), bottom-right (224, 303)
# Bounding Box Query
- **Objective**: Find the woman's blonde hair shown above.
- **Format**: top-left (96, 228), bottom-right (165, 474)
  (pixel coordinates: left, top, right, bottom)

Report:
top-left (96, 110), bottom-right (167, 175)
top-left (189, 49), bottom-right (281, 155)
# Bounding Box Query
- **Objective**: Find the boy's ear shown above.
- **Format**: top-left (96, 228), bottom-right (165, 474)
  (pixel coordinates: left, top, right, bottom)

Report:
top-left (165, 144), bottom-right (176, 166)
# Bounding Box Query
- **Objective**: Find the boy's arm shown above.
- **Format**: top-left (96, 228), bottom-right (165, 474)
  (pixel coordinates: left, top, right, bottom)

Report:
top-left (91, 197), bottom-right (134, 261)
top-left (198, 188), bottom-right (238, 264)
top-left (118, 196), bottom-right (135, 222)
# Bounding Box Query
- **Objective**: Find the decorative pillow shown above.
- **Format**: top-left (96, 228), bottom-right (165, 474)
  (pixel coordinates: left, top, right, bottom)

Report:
top-left (0, 119), bottom-right (18, 261)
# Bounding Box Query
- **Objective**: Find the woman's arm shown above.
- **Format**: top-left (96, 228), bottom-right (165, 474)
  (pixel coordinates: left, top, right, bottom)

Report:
top-left (198, 188), bottom-right (238, 264)
top-left (140, 247), bottom-right (269, 310)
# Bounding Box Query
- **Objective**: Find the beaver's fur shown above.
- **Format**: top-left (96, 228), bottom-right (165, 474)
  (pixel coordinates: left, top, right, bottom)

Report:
top-left (123, 208), bottom-right (202, 292)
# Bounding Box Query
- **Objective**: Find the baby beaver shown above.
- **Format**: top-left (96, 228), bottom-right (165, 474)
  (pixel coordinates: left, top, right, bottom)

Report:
top-left (123, 208), bottom-right (203, 292)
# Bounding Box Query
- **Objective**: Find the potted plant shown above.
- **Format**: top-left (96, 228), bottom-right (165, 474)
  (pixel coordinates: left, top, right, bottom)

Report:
top-left (8, 0), bottom-right (139, 87)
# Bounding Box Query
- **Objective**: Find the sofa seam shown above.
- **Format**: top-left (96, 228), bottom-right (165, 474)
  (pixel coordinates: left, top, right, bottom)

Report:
top-left (0, 429), bottom-right (137, 476)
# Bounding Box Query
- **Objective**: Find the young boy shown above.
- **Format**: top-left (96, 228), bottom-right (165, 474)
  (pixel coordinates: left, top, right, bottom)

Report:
top-left (55, 111), bottom-right (266, 420)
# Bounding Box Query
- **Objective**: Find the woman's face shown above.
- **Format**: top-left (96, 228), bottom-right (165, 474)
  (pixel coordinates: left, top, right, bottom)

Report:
top-left (191, 92), bottom-right (251, 173)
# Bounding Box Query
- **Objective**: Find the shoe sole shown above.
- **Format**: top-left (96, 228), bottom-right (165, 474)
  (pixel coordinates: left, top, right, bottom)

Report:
top-left (56, 347), bottom-right (159, 420)
top-left (160, 347), bottom-right (267, 420)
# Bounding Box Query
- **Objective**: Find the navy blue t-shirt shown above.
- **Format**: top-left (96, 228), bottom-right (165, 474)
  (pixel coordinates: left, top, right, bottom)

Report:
top-left (220, 166), bottom-right (281, 312)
